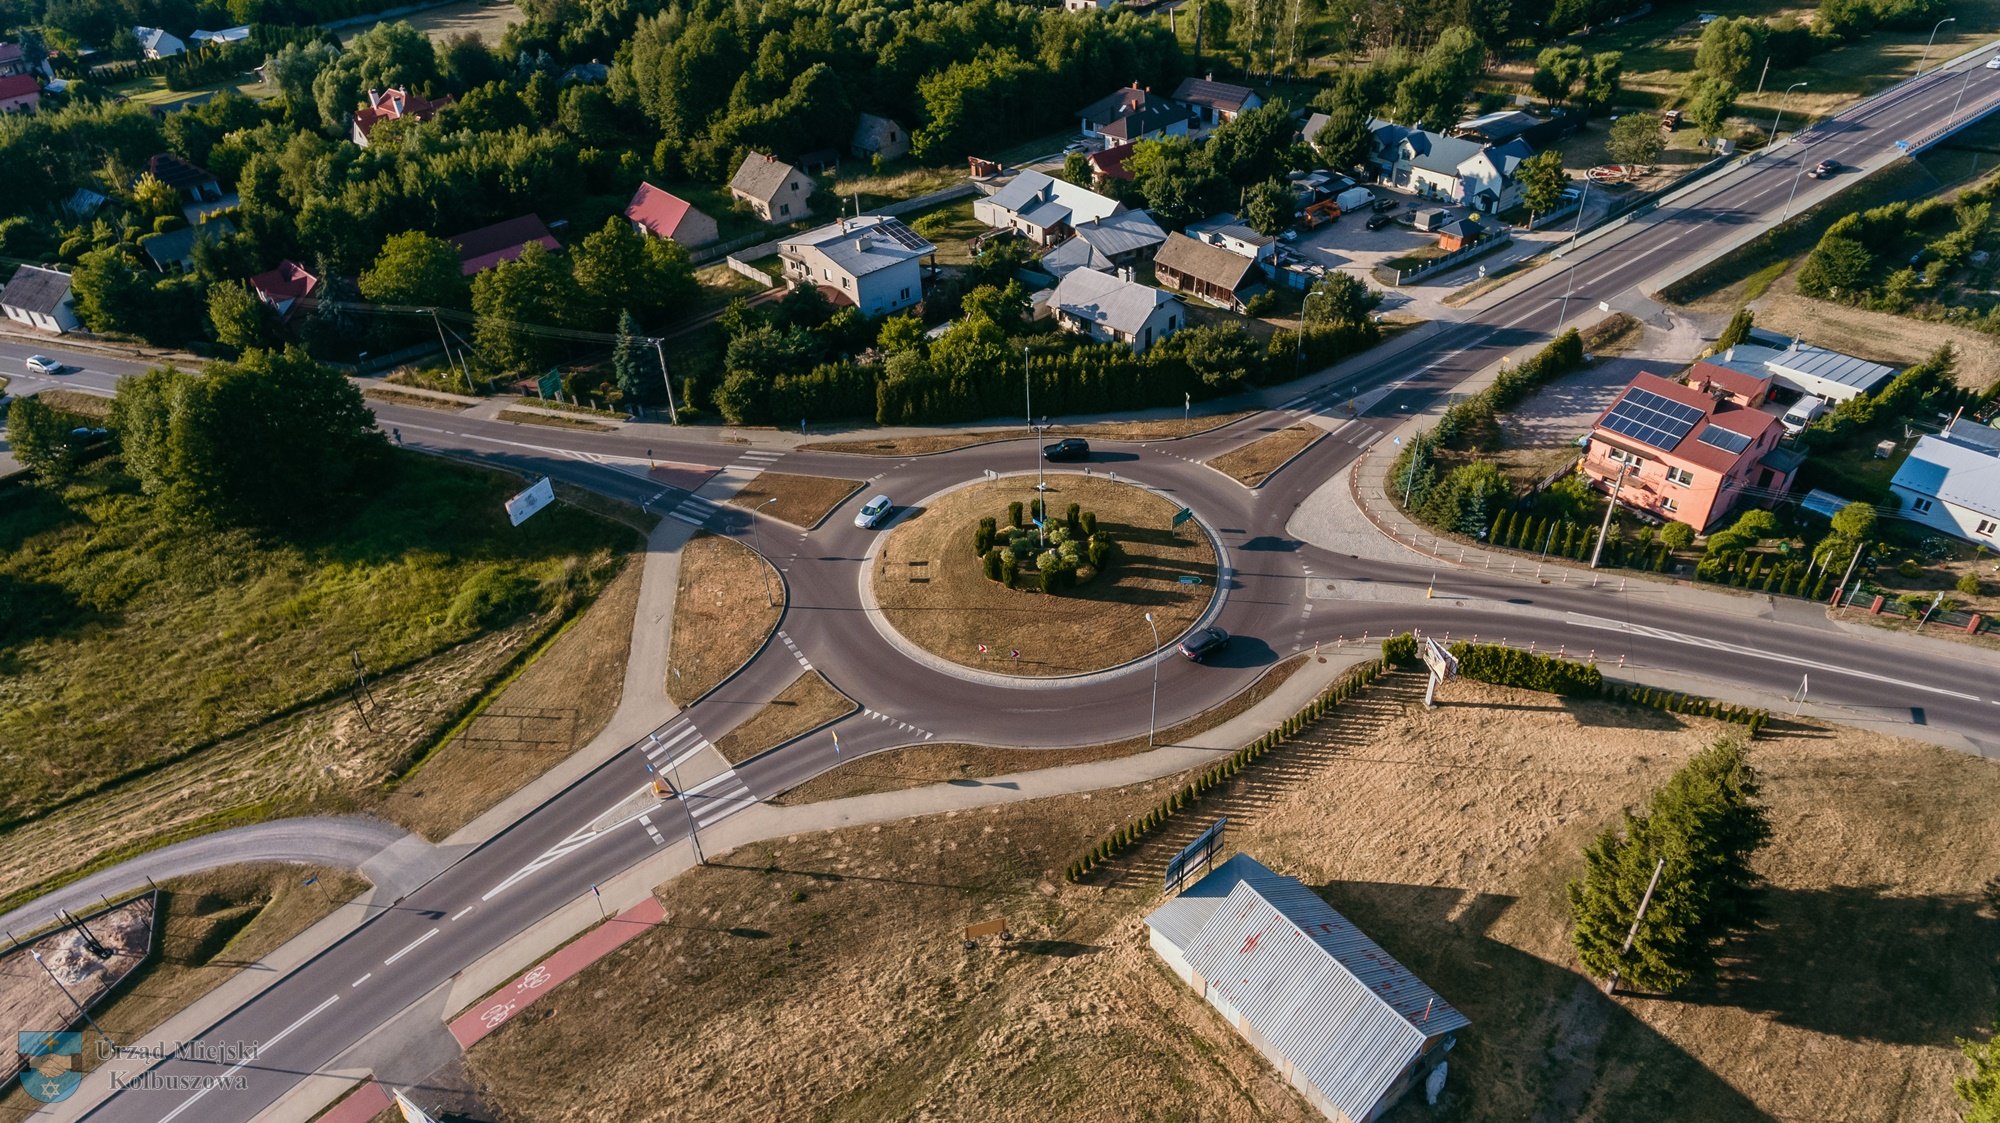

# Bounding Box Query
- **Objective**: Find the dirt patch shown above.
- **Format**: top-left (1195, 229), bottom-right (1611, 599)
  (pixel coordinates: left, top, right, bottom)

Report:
top-left (374, 559), bottom-right (642, 840)
top-left (666, 533), bottom-right (782, 706)
top-left (872, 477), bottom-right (1216, 676)
top-left (726, 472), bottom-right (864, 529)
top-left (801, 413), bottom-right (1254, 456)
top-left (1754, 281), bottom-right (2000, 392)
top-left (466, 674), bottom-right (2000, 1123)
top-left (1580, 311), bottom-right (1643, 357)
top-left (1206, 423), bottom-right (1322, 487)
top-left (495, 408), bottom-right (616, 431)
top-left (30, 388), bottom-right (113, 420)
top-left (709, 671), bottom-right (856, 765)
top-left (362, 387), bottom-right (469, 412)
top-left (773, 654), bottom-right (1309, 805)
top-left (338, 0), bottom-right (521, 44)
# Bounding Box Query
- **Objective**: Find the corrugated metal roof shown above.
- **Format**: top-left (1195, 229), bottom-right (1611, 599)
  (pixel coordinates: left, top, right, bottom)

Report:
top-left (1764, 343), bottom-right (1897, 393)
top-left (1893, 434), bottom-right (2000, 518)
top-left (1946, 417), bottom-right (2000, 455)
top-left (1147, 856), bottom-right (1468, 1122)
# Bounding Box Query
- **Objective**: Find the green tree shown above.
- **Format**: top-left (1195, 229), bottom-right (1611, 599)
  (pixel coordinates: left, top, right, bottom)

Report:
top-left (1830, 501), bottom-right (1877, 541)
top-left (1797, 231), bottom-right (1874, 299)
top-left (1516, 149), bottom-right (1569, 223)
top-left (1961, 1024), bottom-right (2000, 1123)
top-left (612, 309), bottom-right (648, 400)
top-left (1607, 113), bottom-right (1664, 166)
top-left (1304, 271), bottom-right (1380, 326)
top-left (1660, 521), bottom-right (1696, 550)
top-left (1061, 151), bottom-right (1093, 187)
top-left (877, 312), bottom-right (925, 355)
top-left (1244, 177), bottom-right (1296, 237)
top-left (1694, 16), bottom-right (1763, 86)
top-left (1715, 306), bottom-right (1753, 351)
top-left (1310, 103), bottom-right (1372, 171)
top-left (1578, 52), bottom-right (1624, 113)
top-left (360, 231), bottom-right (467, 310)
top-left (1158, 322), bottom-right (1260, 388)
top-left (471, 242), bottom-right (574, 372)
top-left (1682, 76), bottom-right (1738, 140)
top-left (207, 281), bottom-right (274, 352)
top-left (69, 246), bottom-right (153, 335)
top-left (1532, 44), bottom-right (1585, 105)
top-left (5, 396), bottom-right (80, 483)
top-left (1128, 135), bottom-right (1222, 230)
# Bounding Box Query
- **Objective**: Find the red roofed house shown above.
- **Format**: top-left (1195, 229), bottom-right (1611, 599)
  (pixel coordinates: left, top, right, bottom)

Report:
top-left (1089, 140), bottom-right (1137, 183)
top-left (449, 215), bottom-right (561, 276)
top-left (247, 260), bottom-right (319, 318)
top-left (1582, 371), bottom-right (1801, 533)
top-left (351, 86), bottom-right (453, 147)
top-left (0, 72), bottom-right (38, 113)
top-left (623, 182), bottom-right (719, 247)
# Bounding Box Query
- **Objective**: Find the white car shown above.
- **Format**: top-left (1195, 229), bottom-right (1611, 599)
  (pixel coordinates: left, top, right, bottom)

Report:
top-left (25, 355), bottom-right (62, 375)
top-left (1987, 56), bottom-right (2000, 69)
top-left (854, 494), bottom-right (893, 529)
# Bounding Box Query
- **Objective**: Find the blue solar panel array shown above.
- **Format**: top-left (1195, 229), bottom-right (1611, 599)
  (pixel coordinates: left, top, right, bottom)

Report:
top-left (1603, 388), bottom-right (1704, 450)
top-left (1696, 424), bottom-right (1753, 454)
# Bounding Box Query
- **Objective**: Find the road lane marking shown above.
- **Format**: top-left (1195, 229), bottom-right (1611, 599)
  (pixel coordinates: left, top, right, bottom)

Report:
top-left (384, 928), bottom-right (439, 965)
top-left (451, 906), bottom-right (474, 921)
top-left (156, 995), bottom-right (338, 1123)
top-left (351, 973), bottom-right (372, 988)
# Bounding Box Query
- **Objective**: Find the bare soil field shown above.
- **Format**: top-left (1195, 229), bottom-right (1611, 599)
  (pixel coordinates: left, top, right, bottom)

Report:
top-left (727, 472), bottom-right (863, 529)
top-left (710, 671), bottom-right (855, 765)
top-left (666, 533), bottom-right (781, 706)
top-left (376, 559), bottom-right (642, 840)
top-left (338, 0), bottom-right (520, 45)
top-left (872, 477), bottom-right (1216, 675)
top-left (801, 413), bottom-right (1253, 456)
top-left (1206, 423), bottom-right (1321, 487)
top-left (466, 673), bottom-right (2000, 1123)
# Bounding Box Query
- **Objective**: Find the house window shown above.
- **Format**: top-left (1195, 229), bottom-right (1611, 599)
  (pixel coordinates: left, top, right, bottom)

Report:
top-left (779, 203), bottom-right (790, 216)
top-left (841, 276), bottom-right (850, 289)
top-left (1661, 496), bottom-right (1678, 512)
top-left (1666, 467), bottom-right (1694, 487)
top-left (1912, 497), bottom-right (1934, 513)
top-left (1978, 518), bottom-right (1997, 535)
top-left (900, 288), bottom-right (910, 301)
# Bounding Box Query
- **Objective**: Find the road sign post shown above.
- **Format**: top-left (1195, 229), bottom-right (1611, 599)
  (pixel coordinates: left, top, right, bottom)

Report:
top-left (504, 477), bottom-right (555, 526)
top-left (1419, 634), bottom-right (1458, 709)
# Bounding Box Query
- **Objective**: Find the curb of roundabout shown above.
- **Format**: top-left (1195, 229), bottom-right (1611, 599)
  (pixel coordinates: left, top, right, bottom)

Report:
top-left (856, 469), bottom-right (1232, 690)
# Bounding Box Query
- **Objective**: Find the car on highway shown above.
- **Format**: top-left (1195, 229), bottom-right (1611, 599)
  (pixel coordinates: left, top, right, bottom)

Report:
top-left (854, 494), bottom-right (894, 528)
top-left (25, 355), bottom-right (62, 374)
top-left (1178, 626), bottom-right (1230, 662)
top-left (1042, 437), bottom-right (1090, 462)
top-left (1987, 56), bottom-right (2000, 69)
top-left (1366, 212), bottom-right (1397, 230)
top-left (1809, 159), bottom-right (1839, 179)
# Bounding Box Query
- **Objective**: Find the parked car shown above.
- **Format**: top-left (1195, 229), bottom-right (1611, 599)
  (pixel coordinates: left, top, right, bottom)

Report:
top-left (1178, 626), bottom-right (1231, 662)
top-left (1371, 196), bottom-right (1398, 213)
top-left (854, 494), bottom-right (894, 528)
top-left (1042, 437), bottom-right (1090, 462)
top-left (1809, 159), bottom-right (1839, 179)
top-left (25, 355), bottom-right (62, 374)
top-left (1366, 212), bottom-right (1397, 230)
top-left (68, 426), bottom-right (110, 442)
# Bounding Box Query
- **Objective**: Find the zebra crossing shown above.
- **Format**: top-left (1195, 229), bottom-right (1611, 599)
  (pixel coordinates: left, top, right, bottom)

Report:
top-left (641, 718), bottom-right (716, 772)
top-left (678, 767), bottom-right (756, 829)
top-left (733, 448), bottom-right (785, 473)
top-left (663, 493), bottom-right (720, 528)
top-left (776, 630), bottom-right (813, 672)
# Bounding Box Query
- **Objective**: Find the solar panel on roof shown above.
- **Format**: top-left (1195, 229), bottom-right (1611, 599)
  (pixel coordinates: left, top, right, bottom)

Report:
top-left (1696, 425), bottom-right (1753, 454)
top-left (873, 219), bottom-right (930, 252)
top-left (1602, 388), bottom-right (1703, 450)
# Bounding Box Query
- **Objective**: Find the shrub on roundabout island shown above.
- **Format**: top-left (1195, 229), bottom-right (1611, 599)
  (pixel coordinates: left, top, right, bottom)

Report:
top-left (981, 504), bottom-right (1115, 593)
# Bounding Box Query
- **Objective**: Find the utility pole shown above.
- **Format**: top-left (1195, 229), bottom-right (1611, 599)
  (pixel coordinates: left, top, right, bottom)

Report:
top-left (1400, 432), bottom-right (1424, 507)
top-left (1754, 56), bottom-right (1770, 96)
top-left (431, 309), bottom-right (473, 394)
top-left (1833, 538), bottom-right (1869, 609)
top-left (32, 951), bottom-right (110, 1044)
top-left (649, 337), bottom-right (681, 425)
top-left (1144, 612), bottom-right (1160, 748)
top-left (1605, 857), bottom-right (1667, 996)
top-left (1589, 460), bottom-right (1630, 569)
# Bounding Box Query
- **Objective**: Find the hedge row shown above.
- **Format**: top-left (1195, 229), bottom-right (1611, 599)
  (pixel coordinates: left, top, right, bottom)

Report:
top-left (1064, 656), bottom-right (1394, 882)
top-left (1394, 328), bottom-right (1588, 515)
top-left (1446, 642), bottom-right (1603, 696)
top-left (1599, 682), bottom-right (1769, 736)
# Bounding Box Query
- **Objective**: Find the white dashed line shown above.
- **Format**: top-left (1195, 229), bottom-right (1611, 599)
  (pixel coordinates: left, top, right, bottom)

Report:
top-left (384, 929), bottom-right (438, 965)
top-left (351, 973), bottom-right (372, 988)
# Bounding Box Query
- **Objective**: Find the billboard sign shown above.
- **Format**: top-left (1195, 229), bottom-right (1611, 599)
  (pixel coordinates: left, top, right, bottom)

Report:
top-left (395, 1091), bottom-right (441, 1123)
top-left (1420, 636), bottom-right (1458, 682)
top-left (505, 477), bottom-right (555, 526)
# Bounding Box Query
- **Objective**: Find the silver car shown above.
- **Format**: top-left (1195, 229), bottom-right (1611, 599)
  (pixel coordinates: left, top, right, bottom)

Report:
top-left (25, 355), bottom-right (62, 374)
top-left (855, 494), bottom-right (893, 528)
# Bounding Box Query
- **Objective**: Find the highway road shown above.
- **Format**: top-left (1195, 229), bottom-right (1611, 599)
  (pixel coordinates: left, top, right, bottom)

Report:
top-left (5, 49), bottom-right (1996, 1123)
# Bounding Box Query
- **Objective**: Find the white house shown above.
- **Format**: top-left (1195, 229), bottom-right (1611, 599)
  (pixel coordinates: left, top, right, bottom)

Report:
top-left (1146, 854), bottom-right (1468, 1123)
top-left (850, 113), bottom-right (909, 162)
top-left (189, 26), bottom-right (250, 45)
top-left (1064, 0), bottom-right (1117, 12)
top-left (972, 169), bottom-right (1124, 246)
top-left (778, 215), bottom-right (933, 318)
top-left (136, 26), bottom-right (186, 59)
top-left (1, 263), bottom-right (82, 333)
top-left (1367, 118), bottom-right (1531, 213)
top-left (1889, 419), bottom-right (2000, 548)
top-left (1046, 267), bottom-right (1183, 352)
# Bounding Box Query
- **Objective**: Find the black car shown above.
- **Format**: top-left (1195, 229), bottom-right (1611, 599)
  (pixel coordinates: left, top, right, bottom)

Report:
top-left (1371, 196), bottom-right (1398, 212)
top-left (1178, 626), bottom-right (1230, 662)
top-left (1809, 159), bottom-right (1838, 179)
top-left (1366, 212), bottom-right (1397, 230)
top-left (1042, 437), bottom-right (1090, 462)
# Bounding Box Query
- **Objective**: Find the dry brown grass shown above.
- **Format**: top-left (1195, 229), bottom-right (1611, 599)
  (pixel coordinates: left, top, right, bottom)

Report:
top-left (495, 408), bottom-right (615, 431)
top-left (726, 472), bottom-right (864, 529)
top-left (800, 413), bottom-right (1254, 456)
top-left (1755, 281), bottom-right (2000, 393)
top-left (772, 654), bottom-right (1309, 805)
top-left (465, 674), bottom-right (2000, 1123)
top-left (1581, 311), bottom-right (1644, 357)
top-left (872, 477), bottom-right (1215, 676)
top-left (31, 389), bottom-right (111, 420)
top-left (362, 386), bottom-right (470, 412)
top-left (666, 534), bottom-right (781, 706)
top-left (1206, 423), bottom-right (1322, 487)
top-left (0, 865), bottom-right (366, 1122)
top-left (710, 671), bottom-right (855, 765)
top-left (374, 561), bottom-right (642, 840)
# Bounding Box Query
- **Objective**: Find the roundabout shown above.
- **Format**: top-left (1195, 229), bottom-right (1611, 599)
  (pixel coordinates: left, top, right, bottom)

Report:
top-left (866, 474), bottom-right (1218, 677)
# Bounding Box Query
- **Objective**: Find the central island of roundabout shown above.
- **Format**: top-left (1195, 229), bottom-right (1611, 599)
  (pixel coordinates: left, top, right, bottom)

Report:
top-left (866, 473), bottom-right (1220, 678)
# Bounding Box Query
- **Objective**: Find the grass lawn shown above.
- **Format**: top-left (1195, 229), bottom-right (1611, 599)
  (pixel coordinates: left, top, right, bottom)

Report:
top-left (771, 654), bottom-right (1308, 805)
top-left (464, 676), bottom-right (2000, 1123)
top-left (337, 0), bottom-right (521, 45)
top-left (710, 670), bottom-right (856, 764)
top-left (495, 407), bottom-right (616, 430)
top-left (988, 127), bottom-right (1079, 168)
top-left (903, 198), bottom-right (986, 267)
top-left (830, 163), bottom-right (963, 206)
top-left (666, 533), bottom-right (782, 707)
top-left (0, 454), bottom-right (633, 833)
top-left (108, 72), bottom-right (273, 107)
top-left (1205, 423), bottom-right (1323, 487)
top-left (871, 477), bottom-right (1216, 676)
top-left (692, 263), bottom-right (772, 317)
top-left (31, 388), bottom-right (112, 420)
top-left (385, 362), bottom-right (479, 396)
top-left (801, 412), bottom-right (1254, 456)
top-left (727, 472), bottom-right (864, 529)
top-left (362, 386), bottom-right (469, 412)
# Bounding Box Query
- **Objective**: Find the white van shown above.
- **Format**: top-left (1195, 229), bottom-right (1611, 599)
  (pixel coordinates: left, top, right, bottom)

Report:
top-left (1781, 397), bottom-right (1829, 435)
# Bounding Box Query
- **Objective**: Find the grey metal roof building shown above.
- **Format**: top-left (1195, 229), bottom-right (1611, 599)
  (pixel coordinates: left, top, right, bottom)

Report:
top-left (1146, 854), bottom-right (1468, 1123)
top-left (1041, 210), bottom-right (1168, 277)
top-left (1711, 339), bottom-right (1898, 403)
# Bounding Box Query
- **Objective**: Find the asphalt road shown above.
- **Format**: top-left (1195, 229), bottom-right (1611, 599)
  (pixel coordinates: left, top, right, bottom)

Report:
top-left (11, 51), bottom-right (1997, 1123)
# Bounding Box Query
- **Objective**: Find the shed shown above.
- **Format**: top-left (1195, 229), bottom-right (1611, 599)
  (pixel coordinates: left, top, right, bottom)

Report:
top-left (851, 113), bottom-right (909, 162)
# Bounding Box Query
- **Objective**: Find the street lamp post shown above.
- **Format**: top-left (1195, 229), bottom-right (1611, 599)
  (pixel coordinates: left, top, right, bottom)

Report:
top-left (1144, 611), bottom-right (1159, 748)
top-left (1565, 174), bottom-right (1591, 252)
top-left (1781, 139), bottom-right (1813, 220)
top-left (1768, 81), bottom-right (1807, 147)
top-left (1558, 261), bottom-right (1580, 325)
top-left (1949, 56), bottom-right (1982, 127)
top-left (31, 951), bottom-right (109, 1044)
top-left (1296, 289), bottom-right (1330, 374)
top-left (755, 496), bottom-right (779, 608)
top-left (1919, 16), bottom-right (1957, 76)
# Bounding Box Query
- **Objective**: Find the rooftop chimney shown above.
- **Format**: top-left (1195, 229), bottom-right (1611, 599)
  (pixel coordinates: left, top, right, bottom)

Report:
top-left (367, 88), bottom-right (382, 108)
top-left (1725, 347), bottom-right (1734, 362)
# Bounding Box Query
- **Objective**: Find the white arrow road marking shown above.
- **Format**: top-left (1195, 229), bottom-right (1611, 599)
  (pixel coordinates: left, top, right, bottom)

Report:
top-left (156, 995), bottom-right (339, 1123)
top-left (1564, 613), bottom-right (1983, 701)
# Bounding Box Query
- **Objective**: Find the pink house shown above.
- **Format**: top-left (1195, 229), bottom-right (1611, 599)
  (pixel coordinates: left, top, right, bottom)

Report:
top-left (1582, 371), bottom-right (1800, 533)
top-left (247, 260), bottom-right (320, 318)
top-left (0, 73), bottom-right (39, 114)
top-left (623, 182), bottom-right (719, 246)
